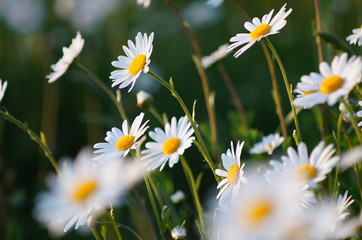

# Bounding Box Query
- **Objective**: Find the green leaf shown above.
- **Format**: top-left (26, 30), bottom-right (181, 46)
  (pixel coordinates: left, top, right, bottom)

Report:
top-left (195, 173), bottom-right (204, 191)
top-left (161, 206), bottom-right (171, 232)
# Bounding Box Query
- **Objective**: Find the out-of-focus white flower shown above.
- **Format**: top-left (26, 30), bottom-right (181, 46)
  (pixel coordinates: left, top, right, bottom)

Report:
top-left (339, 101), bottom-right (354, 123)
top-left (136, 90), bottom-right (153, 108)
top-left (47, 32), bottom-right (84, 83)
top-left (137, 0), bottom-right (151, 8)
top-left (250, 133), bottom-right (284, 155)
top-left (346, 25), bottom-right (362, 46)
top-left (206, 0), bottom-right (224, 8)
top-left (34, 148), bottom-right (143, 235)
top-left (0, 80), bottom-right (8, 103)
top-left (170, 190), bottom-right (185, 204)
top-left (171, 225), bottom-right (187, 240)
top-left (183, 1), bottom-right (222, 29)
top-left (339, 145), bottom-right (362, 171)
top-left (201, 44), bottom-right (229, 68)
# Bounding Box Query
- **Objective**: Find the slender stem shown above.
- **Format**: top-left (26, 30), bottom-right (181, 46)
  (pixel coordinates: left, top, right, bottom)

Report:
top-left (312, 0), bottom-right (324, 63)
top-left (216, 63), bottom-right (249, 130)
top-left (147, 71), bottom-right (217, 180)
top-left (341, 98), bottom-right (362, 144)
top-left (0, 109), bottom-right (59, 173)
top-left (180, 156), bottom-right (205, 239)
top-left (91, 228), bottom-right (102, 240)
top-left (162, 0), bottom-right (218, 157)
top-left (265, 38), bottom-right (302, 144)
top-left (117, 223), bottom-right (143, 240)
top-left (76, 62), bottom-right (128, 121)
top-left (104, 210), bottom-right (123, 240)
top-left (148, 105), bottom-right (165, 125)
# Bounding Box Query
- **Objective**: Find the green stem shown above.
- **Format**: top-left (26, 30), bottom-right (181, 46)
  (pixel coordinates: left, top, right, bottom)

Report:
top-left (147, 71), bottom-right (217, 180)
top-left (76, 62), bottom-right (128, 121)
top-left (148, 105), bottom-right (165, 125)
top-left (104, 210), bottom-right (123, 240)
top-left (341, 98), bottom-right (362, 144)
top-left (0, 109), bottom-right (59, 173)
top-left (265, 38), bottom-right (302, 144)
top-left (180, 156), bottom-right (205, 239)
top-left (91, 228), bottom-right (102, 240)
top-left (117, 223), bottom-right (143, 240)
top-left (312, 0), bottom-right (324, 64)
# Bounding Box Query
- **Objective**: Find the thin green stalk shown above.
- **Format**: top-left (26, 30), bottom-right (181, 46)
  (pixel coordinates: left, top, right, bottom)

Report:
top-left (148, 105), bottom-right (165, 125)
top-left (312, 0), bottom-right (324, 64)
top-left (0, 109), bottom-right (59, 173)
top-left (147, 71), bottom-right (217, 180)
top-left (341, 98), bottom-right (362, 144)
top-left (104, 210), bottom-right (123, 240)
top-left (91, 228), bottom-right (102, 240)
top-left (76, 62), bottom-right (128, 121)
top-left (117, 223), bottom-right (143, 240)
top-left (180, 156), bottom-right (205, 239)
top-left (265, 38), bottom-right (302, 144)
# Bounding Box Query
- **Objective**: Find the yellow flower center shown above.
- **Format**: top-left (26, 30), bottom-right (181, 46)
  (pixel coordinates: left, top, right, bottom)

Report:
top-left (294, 164), bottom-right (318, 181)
top-left (250, 24), bottom-right (272, 39)
top-left (163, 137), bottom-right (180, 155)
top-left (129, 54), bottom-right (146, 76)
top-left (72, 180), bottom-right (97, 202)
top-left (116, 135), bottom-right (135, 151)
top-left (320, 75), bottom-right (344, 94)
top-left (360, 25), bottom-right (362, 30)
top-left (227, 164), bottom-right (240, 185)
top-left (246, 201), bottom-right (272, 226)
top-left (303, 90), bottom-right (317, 96)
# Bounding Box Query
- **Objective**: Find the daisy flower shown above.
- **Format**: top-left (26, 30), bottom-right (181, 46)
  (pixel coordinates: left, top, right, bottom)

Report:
top-left (228, 4), bottom-right (292, 58)
top-left (47, 32), bottom-right (84, 83)
top-left (268, 142), bottom-right (339, 188)
top-left (346, 25), bottom-right (362, 46)
top-left (215, 141), bottom-right (247, 207)
top-left (201, 43), bottom-right (229, 68)
top-left (293, 53), bottom-right (362, 108)
top-left (0, 79), bottom-right (8, 103)
top-left (137, 0), bottom-right (150, 8)
top-left (136, 90), bottom-right (153, 108)
top-left (141, 116), bottom-right (195, 171)
top-left (93, 112), bottom-right (149, 161)
top-left (34, 148), bottom-right (142, 235)
top-left (110, 32), bottom-right (154, 92)
top-left (250, 133), bottom-right (284, 155)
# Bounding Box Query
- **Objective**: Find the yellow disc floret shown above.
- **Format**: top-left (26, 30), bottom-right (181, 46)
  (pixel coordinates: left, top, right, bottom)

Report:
top-left (227, 164), bottom-right (240, 185)
top-left (303, 90), bottom-right (317, 96)
top-left (72, 180), bottom-right (98, 202)
top-left (116, 135), bottom-right (135, 151)
top-left (129, 54), bottom-right (146, 76)
top-left (294, 164), bottom-right (318, 181)
top-left (246, 201), bottom-right (272, 226)
top-left (163, 137), bottom-right (181, 155)
top-left (320, 75), bottom-right (344, 94)
top-left (250, 24), bottom-right (272, 39)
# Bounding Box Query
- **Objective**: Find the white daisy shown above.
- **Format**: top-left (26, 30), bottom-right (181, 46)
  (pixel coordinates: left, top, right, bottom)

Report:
top-left (336, 191), bottom-right (354, 222)
top-left (141, 116), bottom-right (195, 171)
top-left (137, 0), bottom-right (150, 8)
top-left (346, 25), bottom-right (362, 46)
top-left (268, 142), bottom-right (339, 188)
top-left (136, 90), bottom-right (153, 108)
top-left (34, 148), bottom-right (142, 235)
top-left (228, 4), bottom-right (292, 58)
top-left (250, 133), bottom-right (284, 155)
top-left (201, 43), bottom-right (229, 68)
top-left (0, 79), bottom-right (8, 103)
top-left (47, 32), bottom-right (84, 83)
top-left (293, 53), bottom-right (362, 108)
top-left (110, 32), bottom-right (154, 92)
top-left (93, 112), bottom-right (149, 161)
top-left (215, 141), bottom-right (247, 207)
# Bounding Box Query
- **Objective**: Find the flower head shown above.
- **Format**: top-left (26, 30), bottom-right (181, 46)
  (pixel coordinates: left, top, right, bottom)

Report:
top-left (93, 112), bottom-right (149, 161)
top-left (137, 0), bottom-right (150, 8)
top-left (215, 141), bottom-right (247, 206)
top-left (0, 80), bottom-right (8, 103)
top-left (250, 133), bottom-right (284, 155)
top-left (201, 44), bottom-right (229, 68)
top-left (293, 53), bottom-right (362, 108)
top-left (34, 148), bottom-right (142, 235)
top-left (228, 4), bottom-right (292, 58)
top-left (136, 90), bottom-right (153, 108)
top-left (110, 32), bottom-right (154, 92)
top-left (141, 116), bottom-right (195, 171)
top-left (47, 32), bottom-right (84, 83)
top-left (346, 25), bottom-right (362, 46)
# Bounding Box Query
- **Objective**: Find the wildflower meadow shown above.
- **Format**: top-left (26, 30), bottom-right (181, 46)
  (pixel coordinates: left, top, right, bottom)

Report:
top-left (1, 0), bottom-right (362, 239)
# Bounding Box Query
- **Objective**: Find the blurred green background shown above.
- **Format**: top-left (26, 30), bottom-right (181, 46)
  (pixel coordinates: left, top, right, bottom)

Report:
top-left (0, 0), bottom-right (361, 239)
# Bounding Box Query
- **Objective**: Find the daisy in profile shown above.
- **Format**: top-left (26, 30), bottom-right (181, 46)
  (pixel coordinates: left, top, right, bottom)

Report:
top-left (141, 116), bottom-right (195, 171)
top-left (0, 79), bottom-right (8, 103)
top-left (215, 141), bottom-right (247, 207)
top-left (228, 4), bottom-right (292, 58)
top-left (346, 25), bottom-right (362, 46)
top-left (293, 53), bottom-right (362, 108)
top-left (34, 148), bottom-right (142, 235)
top-left (110, 32), bottom-right (154, 92)
top-left (137, 0), bottom-right (151, 8)
top-left (201, 43), bottom-right (229, 68)
top-left (93, 112), bottom-right (149, 161)
top-left (268, 142), bottom-right (339, 188)
top-left (250, 133), bottom-right (284, 155)
top-left (47, 32), bottom-right (84, 83)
